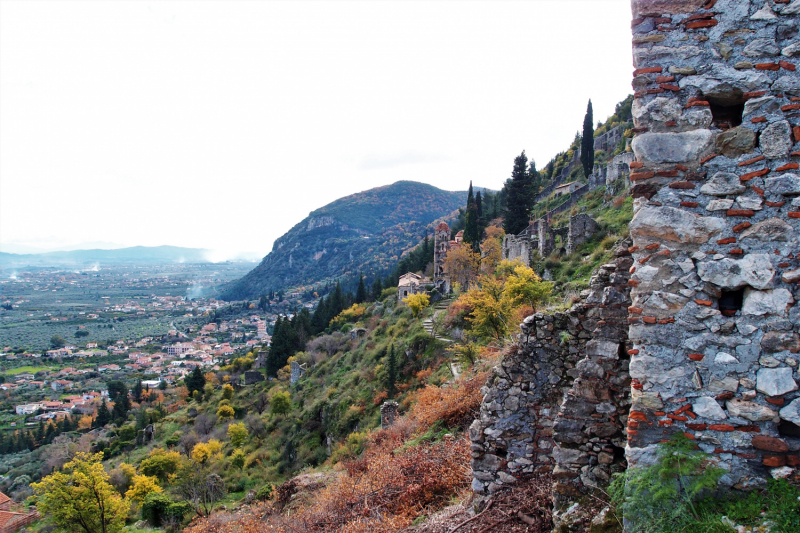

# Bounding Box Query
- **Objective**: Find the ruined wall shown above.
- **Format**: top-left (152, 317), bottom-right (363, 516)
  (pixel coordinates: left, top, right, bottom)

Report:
top-left (470, 242), bottom-right (632, 502)
top-left (626, 0), bottom-right (800, 485)
top-left (567, 214), bottom-right (601, 254)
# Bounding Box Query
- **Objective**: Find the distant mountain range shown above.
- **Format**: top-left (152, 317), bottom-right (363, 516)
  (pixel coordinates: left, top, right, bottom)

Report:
top-left (0, 245), bottom-right (214, 268)
top-left (219, 181), bottom-right (470, 300)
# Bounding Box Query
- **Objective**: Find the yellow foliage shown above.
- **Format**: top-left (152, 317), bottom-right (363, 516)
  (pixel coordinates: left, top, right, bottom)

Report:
top-left (125, 474), bottom-right (162, 503)
top-left (216, 404), bottom-right (235, 420)
top-left (191, 439), bottom-right (223, 464)
top-left (403, 293), bottom-right (430, 317)
top-left (120, 462), bottom-right (137, 482)
top-left (330, 303), bottom-right (367, 329)
top-left (222, 383), bottom-right (235, 400)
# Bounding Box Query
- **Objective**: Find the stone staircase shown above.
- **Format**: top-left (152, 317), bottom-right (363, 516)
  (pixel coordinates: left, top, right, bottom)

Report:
top-left (422, 299), bottom-right (453, 343)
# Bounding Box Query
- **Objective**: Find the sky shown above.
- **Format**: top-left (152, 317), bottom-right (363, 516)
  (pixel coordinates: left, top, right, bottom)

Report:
top-left (0, 0), bottom-right (633, 259)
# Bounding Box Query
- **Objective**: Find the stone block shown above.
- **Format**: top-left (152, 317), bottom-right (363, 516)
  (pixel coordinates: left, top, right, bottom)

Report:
top-left (756, 367), bottom-right (799, 397)
top-left (631, 130), bottom-right (715, 164)
top-left (726, 398), bottom-right (778, 421)
top-left (697, 254), bottom-right (776, 290)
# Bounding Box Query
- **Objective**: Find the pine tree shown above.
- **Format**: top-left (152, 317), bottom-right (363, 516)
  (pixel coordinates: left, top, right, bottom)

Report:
top-left (463, 181), bottom-right (480, 252)
top-left (185, 366), bottom-right (206, 396)
top-left (355, 273), bottom-right (367, 304)
top-left (95, 399), bottom-right (111, 428)
top-left (580, 99), bottom-right (594, 178)
top-left (386, 345), bottom-right (397, 398)
top-left (503, 151), bottom-right (534, 235)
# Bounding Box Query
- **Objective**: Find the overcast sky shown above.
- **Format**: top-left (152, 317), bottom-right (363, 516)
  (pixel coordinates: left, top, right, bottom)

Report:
top-left (0, 0), bottom-right (633, 258)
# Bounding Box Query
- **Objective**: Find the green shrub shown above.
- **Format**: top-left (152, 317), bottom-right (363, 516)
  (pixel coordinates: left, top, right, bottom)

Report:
top-left (256, 483), bottom-right (274, 501)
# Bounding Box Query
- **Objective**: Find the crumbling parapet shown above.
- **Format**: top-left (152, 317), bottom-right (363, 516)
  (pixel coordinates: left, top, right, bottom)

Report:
top-left (567, 213), bottom-right (601, 254)
top-left (380, 401), bottom-right (399, 429)
top-left (538, 218), bottom-right (555, 256)
top-left (290, 361), bottom-right (307, 385)
top-left (626, 0), bottom-right (800, 487)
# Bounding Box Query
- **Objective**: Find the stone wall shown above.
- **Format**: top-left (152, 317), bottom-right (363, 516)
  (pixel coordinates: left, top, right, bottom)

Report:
top-left (470, 242), bottom-right (633, 504)
top-left (595, 125), bottom-right (624, 153)
top-left (606, 152), bottom-right (636, 195)
top-left (567, 214), bottom-right (601, 254)
top-left (626, 0), bottom-right (800, 486)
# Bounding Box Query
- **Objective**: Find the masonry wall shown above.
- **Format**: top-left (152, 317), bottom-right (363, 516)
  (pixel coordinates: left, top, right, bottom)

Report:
top-left (470, 241), bottom-right (633, 506)
top-left (626, 0), bottom-right (800, 486)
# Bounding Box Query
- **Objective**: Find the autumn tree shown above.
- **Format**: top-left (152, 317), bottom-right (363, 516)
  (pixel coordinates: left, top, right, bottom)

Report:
top-left (504, 263), bottom-right (553, 313)
top-left (480, 226), bottom-right (505, 273)
top-left (227, 422), bottom-right (248, 447)
top-left (442, 245), bottom-right (481, 290)
top-left (403, 293), bottom-right (430, 318)
top-left (270, 390), bottom-right (291, 417)
top-left (126, 474), bottom-right (162, 503)
top-left (32, 452), bottom-right (130, 533)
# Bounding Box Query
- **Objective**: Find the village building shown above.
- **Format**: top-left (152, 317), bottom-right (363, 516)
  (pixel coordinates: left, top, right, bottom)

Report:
top-left (397, 272), bottom-right (431, 301)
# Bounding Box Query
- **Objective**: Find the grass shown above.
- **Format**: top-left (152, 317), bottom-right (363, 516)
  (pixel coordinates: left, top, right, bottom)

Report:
top-left (3, 366), bottom-right (52, 376)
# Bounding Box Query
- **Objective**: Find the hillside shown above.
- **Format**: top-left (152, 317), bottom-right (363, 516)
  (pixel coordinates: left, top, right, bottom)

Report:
top-left (218, 181), bottom-right (468, 300)
top-left (0, 245), bottom-right (212, 268)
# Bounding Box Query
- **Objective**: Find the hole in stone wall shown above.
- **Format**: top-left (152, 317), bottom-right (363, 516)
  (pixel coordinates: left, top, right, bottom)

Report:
top-left (707, 96), bottom-right (744, 129)
top-left (719, 288), bottom-right (744, 317)
top-left (778, 420), bottom-right (800, 438)
top-left (611, 444), bottom-right (626, 464)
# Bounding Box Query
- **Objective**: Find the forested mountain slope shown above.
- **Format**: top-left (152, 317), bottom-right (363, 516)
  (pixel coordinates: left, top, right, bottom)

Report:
top-left (219, 181), bottom-right (468, 300)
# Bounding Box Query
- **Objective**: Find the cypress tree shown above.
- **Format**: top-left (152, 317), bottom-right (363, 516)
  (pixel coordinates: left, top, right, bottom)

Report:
top-left (133, 380), bottom-right (143, 403)
top-left (355, 273), bottom-right (367, 304)
top-left (185, 366), bottom-right (206, 396)
top-left (580, 99), bottom-right (594, 178)
top-left (463, 181), bottom-right (480, 251)
top-left (503, 151), bottom-right (534, 235)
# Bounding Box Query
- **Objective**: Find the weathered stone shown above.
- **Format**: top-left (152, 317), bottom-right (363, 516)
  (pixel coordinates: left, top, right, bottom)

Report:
top-left (743, 288), bottom-right (794, 316)
top-left (669, 66), bottom-right (697, 75)
top-left (706, 198), bottom-right (735, 211)
top-left (630, 206), bottom-right (726, 249)
top-left (782, 269), bottom-right (800, 283)
top-left (742, 38), bottom-right (780, 57)
top-left (783, 42), bottom-right (800, 57)
top-left (764, 173), bottom-right (800, 195)
top-left (779, 398), bottom-right (800, 425)
top-left (736, 196), bottom-right (762, 210)
top-left (552, 446), bottom-right (588, 465)
top-left (782, 0), bottom-right (800, 15)
top-left (700, 172), bottom-right (747, 196)
top-left (726, 399), bottom-right (778, 422)
top-left (585, 340), bottom-right (619, 359)
top-left (716, 127), bottom-right (757, 158)
top-left (739, 218), bottom-right (795, 242)
top-left (760, 121), bottom-right (793, 159)
top-left (693, 396), bottom-right (727, 420)
top-left (708, 376), bottom-right (739, 393)
top-left (751, 3), bottom-right (778, 20)
top-left (631, 389), bottom-right (664, 410)
top-left (743, 96), bottom-right (781, 116)
top-left (680, 66), bottom-right (772, 105)
top-left (715, 352), bottom-right (739, 364)
top-left (697, 254), bottom-right (776, 290)
top-left (761, 332), bottom-right (800, 353)
top-left (756, 367), bottom-right (798, 397)
top-left (772, 75), bottom-right (800, 95)
top-left (631, 130), bottom-right (715, 164)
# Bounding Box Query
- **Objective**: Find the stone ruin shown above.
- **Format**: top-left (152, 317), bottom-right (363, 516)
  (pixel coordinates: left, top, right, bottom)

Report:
top-left (290, 361), bottom-right (307, 385)
top-left (472, 0), bottom-right (800, 523)
top-left (243, 370), bottom-right (265, 385)
top-left (380, 401), bottom-right (399, 429)
top-left (501, 213), bottom-right (601, 266)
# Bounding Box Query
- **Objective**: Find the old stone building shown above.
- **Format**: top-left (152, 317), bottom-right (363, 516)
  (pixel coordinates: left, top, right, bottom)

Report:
top-left (501, 213), bottom-right (600, 265)
top-left (473, 0), bottom-right (800, 523)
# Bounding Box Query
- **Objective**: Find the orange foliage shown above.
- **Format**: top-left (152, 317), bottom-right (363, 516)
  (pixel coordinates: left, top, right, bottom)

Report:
top-left (415, 368), bottom-right (433, 382)
top-left (372, 390), bottom-right (388, 406)
top-left (409, 373), bottom-right (488, 431)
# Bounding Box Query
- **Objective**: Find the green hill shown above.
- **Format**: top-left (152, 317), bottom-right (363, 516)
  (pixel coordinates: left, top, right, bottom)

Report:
top-left (219, 181), bottom-right (468, 299)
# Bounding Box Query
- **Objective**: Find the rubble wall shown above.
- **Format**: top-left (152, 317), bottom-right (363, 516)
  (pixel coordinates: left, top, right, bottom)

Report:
top-left (470, 242), bottom-right (633, 502)
top-left (626, 0), bottom-right (800, 486)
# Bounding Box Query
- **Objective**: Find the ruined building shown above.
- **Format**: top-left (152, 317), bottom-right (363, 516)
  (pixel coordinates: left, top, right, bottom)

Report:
top-left (501, 213), bottom-right (601, 265)
top-left (472, 0), bottom-right (800, 524)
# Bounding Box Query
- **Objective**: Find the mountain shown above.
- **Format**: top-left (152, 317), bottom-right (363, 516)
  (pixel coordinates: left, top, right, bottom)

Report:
top-left (0, 245), bottom-right (212, 268)
top-left (219, 181), bottom-right (468, 300)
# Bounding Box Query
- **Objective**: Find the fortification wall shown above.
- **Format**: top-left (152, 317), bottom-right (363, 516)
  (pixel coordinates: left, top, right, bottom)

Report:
top-left (626, 0), bottom-right (800, 486)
